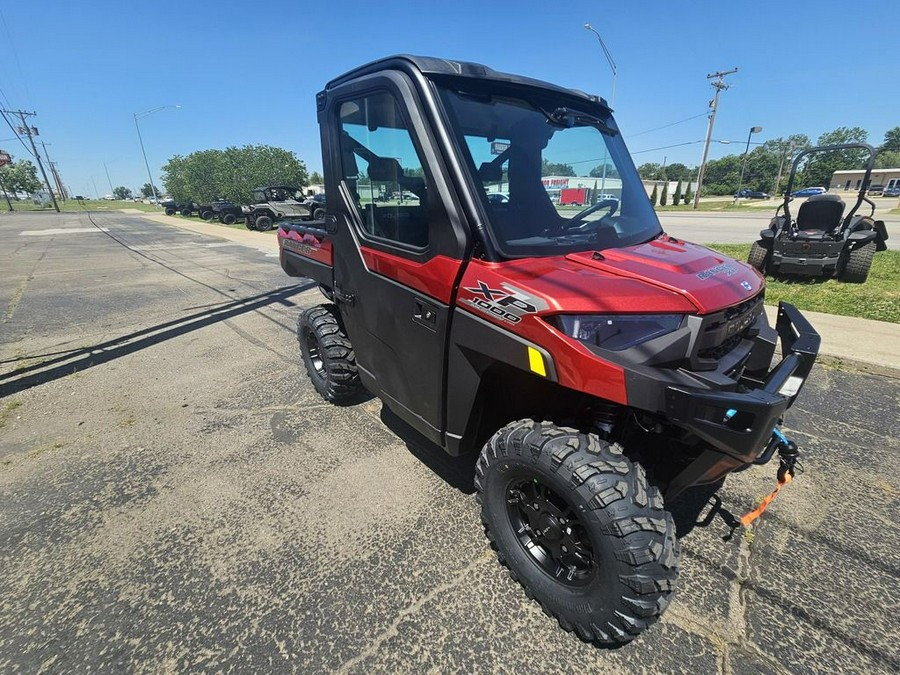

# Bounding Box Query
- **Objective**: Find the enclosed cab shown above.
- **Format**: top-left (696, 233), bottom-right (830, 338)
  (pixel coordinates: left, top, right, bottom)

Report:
top-left (278, 55), bottom-right (820, 646)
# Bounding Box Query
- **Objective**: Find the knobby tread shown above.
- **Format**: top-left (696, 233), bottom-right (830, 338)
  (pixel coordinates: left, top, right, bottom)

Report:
top-left (297, 304), bottom-right (364, 403)
top-left (747, 241), bottom-right (769, 273)
top-left (840, 242), bottom-right (875, 283)
top-left (476, 419), bottom-right (679, 647)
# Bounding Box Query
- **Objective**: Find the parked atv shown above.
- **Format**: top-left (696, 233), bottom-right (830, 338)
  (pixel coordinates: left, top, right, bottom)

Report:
top-left (748, 143), bottom-right (889, 283)
top-left (209, 199), bottom-right (243, 225)
top-left (243, 186), bottom-right (315, 231)
top-left (278, 55), bottom-right (820, 646)
top-left (160, 199), bottom-right (198, 217)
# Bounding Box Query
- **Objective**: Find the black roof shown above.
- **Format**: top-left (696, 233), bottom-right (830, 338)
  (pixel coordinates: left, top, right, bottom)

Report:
top-left (323, 54), bottom-right (608, 109)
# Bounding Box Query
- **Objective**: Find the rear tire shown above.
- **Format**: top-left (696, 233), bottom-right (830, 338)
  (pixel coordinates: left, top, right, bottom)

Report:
top-left (165, 207), bottom-right (176, 216)
top-left (201, 210), bottom-right (214, 221)
top-left (313, 207), bottom-right (326, 220)
top-left (221, 213), bottom-right (236, 225)
top-left (839, 242), bottom-right (875, 283)
top-left (476, 420), bottom-right (678, 646)
top-left (180, 208), bottom-right (192, 217)
top-left (298, 304), bottom-right (363, 403)
top-left (747, 241), bottom-right (770, 274)
top-left (256, 215), bottom-right (273, 231)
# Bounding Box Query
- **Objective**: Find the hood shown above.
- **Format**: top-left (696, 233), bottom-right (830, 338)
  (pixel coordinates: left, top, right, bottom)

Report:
top-left (565, 238), bottom-right (763, 313)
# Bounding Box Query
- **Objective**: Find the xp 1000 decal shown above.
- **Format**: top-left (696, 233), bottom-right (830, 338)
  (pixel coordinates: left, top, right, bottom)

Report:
top-left (462, 281), bottom-right (548, 324)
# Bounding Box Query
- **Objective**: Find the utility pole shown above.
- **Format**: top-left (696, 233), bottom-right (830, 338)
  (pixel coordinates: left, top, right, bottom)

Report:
top-left (103, 161), bottom-right (114, 196)
top-left (773, 140), bottom-right (796, 197)
top-left (41, 141), bottom-right (67, 201)
top-left (692, 68), bottom-right (738, 209)
top-left (1, 109), bottom-right (60, 212)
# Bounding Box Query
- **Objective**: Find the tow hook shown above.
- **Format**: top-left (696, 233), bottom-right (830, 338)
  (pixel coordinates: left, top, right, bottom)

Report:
top-left (738, 428), bottom-right (803, 528)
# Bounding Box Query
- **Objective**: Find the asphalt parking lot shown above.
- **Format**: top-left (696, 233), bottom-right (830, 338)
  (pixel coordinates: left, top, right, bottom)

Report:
top-left (1, 211), bottom-right (898, 673)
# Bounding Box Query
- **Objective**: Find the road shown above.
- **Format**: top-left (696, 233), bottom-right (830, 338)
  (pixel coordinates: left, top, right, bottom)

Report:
top-left (658, 208), bottom-right (900, 249)
top-left (1, 211), bottom-right (898, 673)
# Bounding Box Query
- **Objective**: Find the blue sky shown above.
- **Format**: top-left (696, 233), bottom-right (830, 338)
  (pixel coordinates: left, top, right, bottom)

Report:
top-left (1, 0), bottom-right (896, 198)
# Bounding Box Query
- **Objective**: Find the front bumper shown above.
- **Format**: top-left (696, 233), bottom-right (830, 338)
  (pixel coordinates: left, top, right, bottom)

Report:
top-left (663, 302), bottom-right (819, 463)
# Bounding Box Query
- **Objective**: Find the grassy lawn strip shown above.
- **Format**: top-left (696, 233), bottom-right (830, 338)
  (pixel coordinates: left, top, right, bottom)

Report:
top-left (706, 243), bottom-right (900, 324)
top-left (3, 199), bottom-right (163, 213)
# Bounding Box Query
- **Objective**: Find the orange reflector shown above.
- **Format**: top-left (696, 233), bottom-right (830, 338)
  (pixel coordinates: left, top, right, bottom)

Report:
top-left (739, 471), bottom-right (793, 527)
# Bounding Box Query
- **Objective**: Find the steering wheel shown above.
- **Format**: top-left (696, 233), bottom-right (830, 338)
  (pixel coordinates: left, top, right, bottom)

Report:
top-left (561, 198), bottom-right (619, 231)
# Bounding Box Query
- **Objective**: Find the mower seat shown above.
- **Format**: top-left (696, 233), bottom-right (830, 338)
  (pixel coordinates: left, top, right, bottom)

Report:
top-left (794, 194), bottom-right (844, 240)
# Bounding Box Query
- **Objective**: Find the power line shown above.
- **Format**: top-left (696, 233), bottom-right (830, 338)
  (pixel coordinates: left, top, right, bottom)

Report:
top-left (627, 112), bottom-right (709, 139)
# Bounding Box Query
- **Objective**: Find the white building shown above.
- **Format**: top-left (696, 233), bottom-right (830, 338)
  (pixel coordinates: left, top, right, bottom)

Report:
top-left (831, 168), bottom-right (900, 192)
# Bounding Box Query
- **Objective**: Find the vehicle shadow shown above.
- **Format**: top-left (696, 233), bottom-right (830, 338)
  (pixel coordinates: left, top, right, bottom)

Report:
top-left (0, 283), bottom-right (314, 398)
top-left (379, 405), bottom-right (478, 494)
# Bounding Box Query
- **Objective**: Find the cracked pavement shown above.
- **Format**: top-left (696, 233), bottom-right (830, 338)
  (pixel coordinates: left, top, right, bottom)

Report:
top-left (1, 211), bottom-right (898, 673)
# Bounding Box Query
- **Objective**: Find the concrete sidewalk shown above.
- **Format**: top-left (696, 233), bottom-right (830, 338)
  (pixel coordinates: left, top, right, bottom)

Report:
top-left (128, 209), bottom-right (900, 374)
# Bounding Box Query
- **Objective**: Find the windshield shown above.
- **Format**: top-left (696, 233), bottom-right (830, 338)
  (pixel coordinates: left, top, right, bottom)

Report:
top-left (438, 84), bottom-right (661, 257)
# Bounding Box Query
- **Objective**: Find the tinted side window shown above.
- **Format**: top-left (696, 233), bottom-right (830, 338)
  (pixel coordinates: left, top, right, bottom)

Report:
top-left (338, 91), bottom-right (433, 249)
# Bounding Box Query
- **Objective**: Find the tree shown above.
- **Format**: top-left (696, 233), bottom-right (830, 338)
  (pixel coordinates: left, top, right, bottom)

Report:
top-left (649, 184), bottom-right (658, 206)
top-left (113, 186), bottom-right (132, 200)
top-left (140, 183), bottom-right (159, 198)
top-left (880, 126), bottom-right (900, 153)
top-left (0, 157), bottom-right (42, 194)
top-left (672, 180), bottom-right (682, 206)
top-left (764, 135), bottom-right (811, 194)
top-left (660, 182), bottom-right (668, 206)
top-left (637, 163), bottom-right (662, 180)
top-left (162, 145), bottom-right (309, 204)
top-left (309, 171), bottom-right (324, 185)
top-left (589, 162), bottom-right (620, 179)
top-left (801, 127), bottom-right (869, 188)
top-left (875, 150), bottom-right (900, 169)
top-left (662, 163), bottom-right (691, 182)
top-left (541, 158), bottom-right (575, 176)
top-left (683, 181), bottom-right (693, 205)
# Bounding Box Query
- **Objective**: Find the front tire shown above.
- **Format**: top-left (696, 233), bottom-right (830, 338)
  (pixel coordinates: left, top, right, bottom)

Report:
top-left (747, 241), bottom-right (770, 274)
top-left (297, 304), bottom-right (363, 403)
top-left (839, 242), bottom-right (875, 283)
top-left (165, 207), bottom-right (176, 216)
top-left (221, 213), bottom-right (237, 225)
top-left (256, 215), bottom-right (273, 231)
top-left (180, 207), bottom-right (192, 217)
top-left (475, 420), bottom-right (678, 646)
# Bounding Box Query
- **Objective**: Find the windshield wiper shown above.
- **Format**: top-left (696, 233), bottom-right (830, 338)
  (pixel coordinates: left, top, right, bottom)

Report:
top-left (541, 106), bottom-right (618, 136)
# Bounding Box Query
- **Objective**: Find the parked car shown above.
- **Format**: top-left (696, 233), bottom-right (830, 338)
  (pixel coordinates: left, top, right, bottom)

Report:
top-left (866, 184), bottom-right (885, 196)
top-left (486, 192), bottom-right (509, 204)
top-left (791, 187), bottom-right (827, 197)
top-left (883, 185), bottom-right (900, 198)
top-left (734, 189), bottom-right (770, 199)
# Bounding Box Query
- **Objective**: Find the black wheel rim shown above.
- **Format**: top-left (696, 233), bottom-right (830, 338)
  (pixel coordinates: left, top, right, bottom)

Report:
top-left (304, 329), bottom-right (325, 379)
top-left (506, 477), bottom-right (595, 586)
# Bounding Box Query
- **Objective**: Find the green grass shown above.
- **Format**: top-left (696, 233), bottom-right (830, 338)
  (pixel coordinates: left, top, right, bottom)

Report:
top-left (2, 198), bottom-right (163, 213)
top-left (706, 243), bottom-right (900, 323)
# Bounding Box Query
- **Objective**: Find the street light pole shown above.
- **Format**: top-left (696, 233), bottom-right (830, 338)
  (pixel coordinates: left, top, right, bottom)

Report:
top-left (133, 105), bottom-right (180, 205)
top-left (583, 23), bottom-right (617, 108)
top-left (735, 125), bottom-right (763, 201)
top-left (584, 23), bottom-right (617, 197)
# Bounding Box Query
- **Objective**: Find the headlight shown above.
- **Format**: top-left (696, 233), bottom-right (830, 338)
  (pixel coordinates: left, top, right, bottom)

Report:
top-left (549, 314), bottom-right (684, 351)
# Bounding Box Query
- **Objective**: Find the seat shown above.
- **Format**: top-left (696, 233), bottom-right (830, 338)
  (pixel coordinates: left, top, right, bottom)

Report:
top-left (794, 194), bottom-right (844, 240)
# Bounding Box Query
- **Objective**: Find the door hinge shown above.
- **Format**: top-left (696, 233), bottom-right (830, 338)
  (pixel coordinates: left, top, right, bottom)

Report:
top-left (334, 285), bottom-right (355, 305)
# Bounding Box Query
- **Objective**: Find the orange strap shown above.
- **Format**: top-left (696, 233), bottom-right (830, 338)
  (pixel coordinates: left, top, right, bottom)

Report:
top-left (739, 471), bottom-right (793, 527)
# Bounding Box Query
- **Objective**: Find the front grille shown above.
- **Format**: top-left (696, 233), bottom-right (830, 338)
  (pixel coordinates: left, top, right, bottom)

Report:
top-left (691, 292), bottom-right (763, 366)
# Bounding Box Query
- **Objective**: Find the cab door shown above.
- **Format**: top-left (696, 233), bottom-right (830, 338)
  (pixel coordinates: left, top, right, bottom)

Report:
top-left (320, 73), bottom-right (469, 444)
